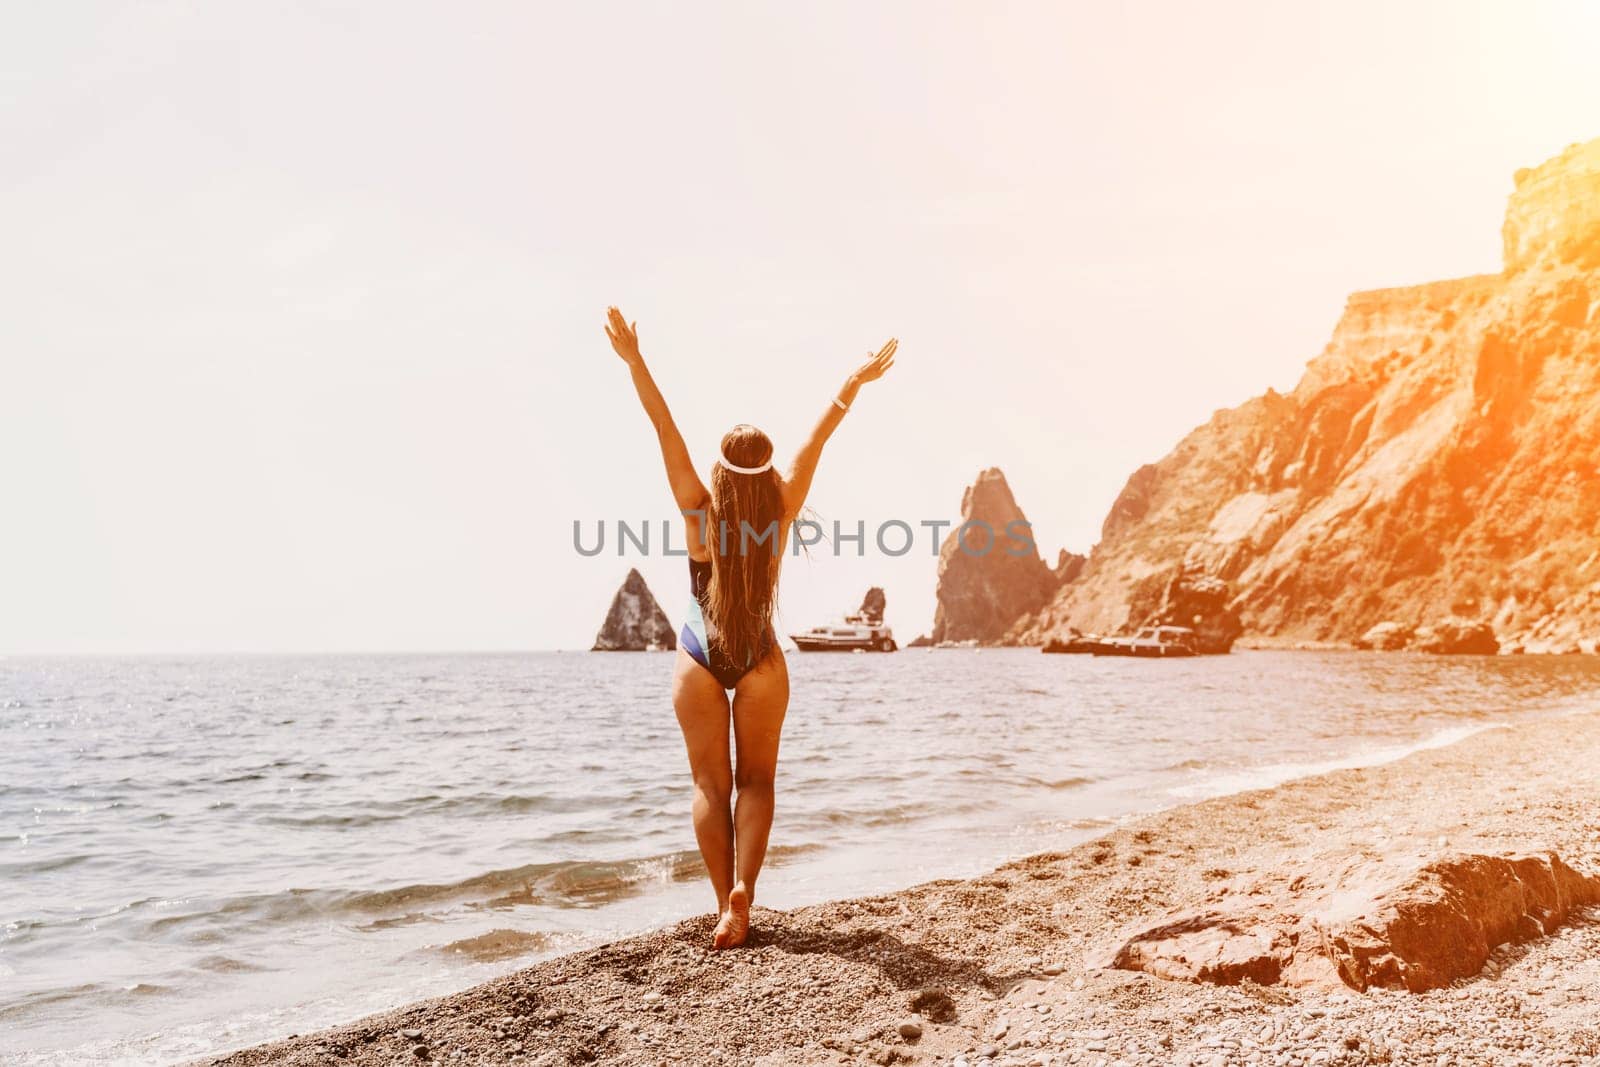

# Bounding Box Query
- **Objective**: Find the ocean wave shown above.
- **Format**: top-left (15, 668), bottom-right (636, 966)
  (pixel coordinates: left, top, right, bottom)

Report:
top-left (124, 843), bottom-right (825, 938)
top-left (1165, 722), bottom-right (1507, 800)
top-left (0, 980), bottom-right (133, 1022)
top-left (0, 853), bottom-right (96, 877)
top-left (426, 927), bottom-right (551, 963)
top-left (811, 800), bottom-right (987, 828)
top-left (1021, 774), bottom-right (1095, 791)
top-left (253, 789), bottom-right (651, 829)
top-left (192, 954), bottom-right (270, 975)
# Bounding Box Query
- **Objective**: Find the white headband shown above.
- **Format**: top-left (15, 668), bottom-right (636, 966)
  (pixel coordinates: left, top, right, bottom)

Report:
top-left (718, 455), bottom-right (773, 476)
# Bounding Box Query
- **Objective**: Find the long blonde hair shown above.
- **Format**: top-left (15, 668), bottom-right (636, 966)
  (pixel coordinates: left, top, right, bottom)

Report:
top-left (706, 424), bottom-right (784, 667)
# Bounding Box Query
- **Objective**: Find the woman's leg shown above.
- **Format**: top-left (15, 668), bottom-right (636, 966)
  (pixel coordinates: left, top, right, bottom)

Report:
top-left (671, 650), bottom-right (734, 926)
top-left (718, 648), bottom-right (789, 947)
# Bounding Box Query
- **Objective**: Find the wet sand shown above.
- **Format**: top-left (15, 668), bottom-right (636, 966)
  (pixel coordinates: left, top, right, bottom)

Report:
top-left (204, 710), bottom-right (1600, 1067)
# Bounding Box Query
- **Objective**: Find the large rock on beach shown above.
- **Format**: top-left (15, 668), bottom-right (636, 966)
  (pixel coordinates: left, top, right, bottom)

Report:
top-left (590, 568), bottom-right (676, 651)
top-left (929, 468), bottom-right (1065, 645)
top-left (1009, 138), bottom-right (1600, 652)
top-left (1102, 849), bottom-right (1600, 992)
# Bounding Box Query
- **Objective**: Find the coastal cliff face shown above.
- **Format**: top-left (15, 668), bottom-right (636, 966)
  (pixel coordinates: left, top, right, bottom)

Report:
top-left (591, 568), bottom-right (676, 651)
top-left (1014, 138), bottom-right (1600, 652)
top-left (930, 468), bottom-right (1063, 644)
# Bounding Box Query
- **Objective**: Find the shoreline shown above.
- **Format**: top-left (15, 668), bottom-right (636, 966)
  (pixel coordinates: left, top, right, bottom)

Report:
top-left (205, 707), bottom-right (1600, 1067)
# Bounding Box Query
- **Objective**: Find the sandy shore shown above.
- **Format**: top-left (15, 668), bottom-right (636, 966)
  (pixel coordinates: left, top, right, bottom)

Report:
top-left (205, 711), bottom-right (1600, 1067)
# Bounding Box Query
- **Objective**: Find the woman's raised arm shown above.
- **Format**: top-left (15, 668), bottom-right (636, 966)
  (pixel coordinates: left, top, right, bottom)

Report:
top-left (605, 307), bottom-right (709, 515)
top-left (782, 338), bottom-right (897, 518)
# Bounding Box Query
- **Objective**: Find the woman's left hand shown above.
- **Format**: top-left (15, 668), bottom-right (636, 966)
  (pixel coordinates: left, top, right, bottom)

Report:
top-left (604, 306), bottom-right (644, 368)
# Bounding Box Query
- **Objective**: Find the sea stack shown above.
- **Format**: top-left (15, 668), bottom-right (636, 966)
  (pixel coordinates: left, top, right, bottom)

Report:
top-left (1012, 137), bottom-right (1600, 652)
top-left (591, 569), bottom-right (676, 651)
top-left (929, 468), bottom-right (1064, 645)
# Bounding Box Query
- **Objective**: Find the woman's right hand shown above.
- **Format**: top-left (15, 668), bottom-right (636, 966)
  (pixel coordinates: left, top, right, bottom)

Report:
top-left (604, 306), bottom-right (644, 367)
top-left (850, 337), bottom-right (898, 385)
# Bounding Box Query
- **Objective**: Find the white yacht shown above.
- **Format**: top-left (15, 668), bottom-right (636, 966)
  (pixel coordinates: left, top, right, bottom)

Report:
top-left (789, 613), bottom-right (897, 652)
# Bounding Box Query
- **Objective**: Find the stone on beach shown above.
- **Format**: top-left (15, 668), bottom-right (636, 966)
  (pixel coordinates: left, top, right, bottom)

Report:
top-left (1101, 849), bottom-right (1600, 992)
top-left (909, 985), bottom-right (957, 1022)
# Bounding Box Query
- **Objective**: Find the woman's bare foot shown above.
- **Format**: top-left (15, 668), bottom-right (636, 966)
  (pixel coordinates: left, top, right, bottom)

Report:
top-left (712, 884), bottom-right (750, 949)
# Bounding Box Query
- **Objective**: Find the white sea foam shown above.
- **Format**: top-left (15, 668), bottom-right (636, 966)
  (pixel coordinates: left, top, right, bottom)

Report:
top-left (1165, 721), bottom-right (1509, 800)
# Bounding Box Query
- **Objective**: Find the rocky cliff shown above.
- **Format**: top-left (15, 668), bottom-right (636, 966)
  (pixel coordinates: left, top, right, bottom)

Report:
top-left (1013, 138), bottom-right (1600, 652)
top-left (591, 568), bottom-right (676, 651)
top-left (930, 468), bottom-right (1064, 644)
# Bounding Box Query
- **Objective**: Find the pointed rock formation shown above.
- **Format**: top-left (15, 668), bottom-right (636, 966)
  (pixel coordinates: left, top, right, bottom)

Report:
top-left (857, 587), bottom-right (887, 624)
top-left (1013, 137), bottom-right (1600, 651)
top-left (1053, 549), bottom-right (1087, 585)
top-left (591, 569), bottom-right (676, 651)
top-left (930, 468), bottom-right (1064, 645)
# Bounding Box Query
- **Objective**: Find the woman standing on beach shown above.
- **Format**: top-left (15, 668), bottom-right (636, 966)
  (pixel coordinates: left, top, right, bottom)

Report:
top-left (603, 307), bottom-right (897, 948)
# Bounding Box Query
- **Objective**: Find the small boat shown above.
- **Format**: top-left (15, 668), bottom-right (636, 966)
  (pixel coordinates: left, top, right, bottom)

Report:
top-left (790, 613), bottom-right (897, 652)
top-left (1091, 625), bottom-right (1200, 658)
top-left (1042, 632), bottom-right (1105, 654)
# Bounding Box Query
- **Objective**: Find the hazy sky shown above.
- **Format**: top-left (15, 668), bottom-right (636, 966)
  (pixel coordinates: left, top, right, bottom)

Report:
top-left (6, 2), bottom-right (1598, 653)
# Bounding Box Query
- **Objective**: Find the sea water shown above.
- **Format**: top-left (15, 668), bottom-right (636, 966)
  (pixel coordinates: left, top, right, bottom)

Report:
top-left (4, 649), bottom-right (1599, 1064)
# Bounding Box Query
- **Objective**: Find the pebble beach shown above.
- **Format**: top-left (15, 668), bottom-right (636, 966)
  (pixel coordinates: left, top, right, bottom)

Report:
top-left (204, 707), bottom-right (1600, 1067)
